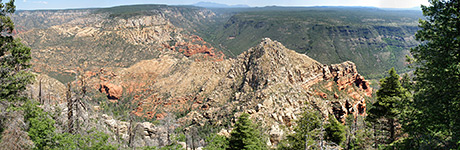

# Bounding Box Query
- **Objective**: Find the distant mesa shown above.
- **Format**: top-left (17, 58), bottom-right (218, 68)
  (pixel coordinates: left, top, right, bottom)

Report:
top-left (192, 2), bottom-right (250, 8)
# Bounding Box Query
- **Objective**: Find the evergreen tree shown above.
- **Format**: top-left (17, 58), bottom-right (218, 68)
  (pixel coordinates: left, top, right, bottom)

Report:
top-left (204, 133), bottom-right (229, 150)
top-left (325, 116), bottom-right (345, 146)
top-left (400, 73), bottom-right (414, 91)
top-left (228, 113), bottom-right (266, 150)
top-left (343, 115), bottom-right (373, 150)
top-left (278, 109), bottom-right (323, 150)
top-left (404, 0), bottom-right (460, 148)
top-left (0, 0), bottom-right (34, 148)
top-left (0, 0), bottom-right (34, 102)
top-left (367, 68), bottom-right (408, 144)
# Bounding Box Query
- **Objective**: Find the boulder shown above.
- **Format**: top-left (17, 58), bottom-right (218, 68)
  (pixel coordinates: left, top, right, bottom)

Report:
top-left (269, 124), bottom-right (284, 146)
top-left (334, 93), bottom-right (339, 99)
top-left (99, 82), bottom-right (123, 100)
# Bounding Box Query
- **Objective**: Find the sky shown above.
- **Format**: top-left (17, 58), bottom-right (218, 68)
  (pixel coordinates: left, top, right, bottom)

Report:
top-left (16, 0), bottom-right (431, 10)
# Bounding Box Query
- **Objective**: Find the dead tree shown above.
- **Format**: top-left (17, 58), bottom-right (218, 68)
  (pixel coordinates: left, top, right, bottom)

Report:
top-left (66, 83), bottom-right (73, 134)
top-left (75, 71), bottom-right (88, 134)
top-left (66, 72), bottom-right (88, 134)
top-left (38, 78), bottom-right (42, 105)
top-left (128, 114), bottom-right (136, 148)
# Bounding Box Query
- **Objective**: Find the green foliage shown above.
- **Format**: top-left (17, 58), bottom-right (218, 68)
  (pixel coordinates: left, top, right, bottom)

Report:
top-left (343, 115), bottom-right (374, 150)
top-left (368, 68), bottom-right (407, 121)
top-left (176, 133), bottom-right (186, 142)
top-left (22, 100), bottom-right (56, 149)
top-left (52, 130), bottom-right (117, 150)
top-left (400, 73), bottom-right (414, 91)
top-left (139, 143), bottom-right (184, 150)
top-left (228, 113), bottom-right (267, 150)
top-left (325, 116), bottom-right (345, 146)
top-left (1, 1), bottom-right (34, 102)
top-left (403, 0), bottom-right (460, 149)
top-left (278, 109), bottom-right (322, 150)
top-left (203, 133), bottom-right (229, 150)
top-left (367, 68), bottom-right (408, 146)
top-left (22, 100), bottom-right (116, 150)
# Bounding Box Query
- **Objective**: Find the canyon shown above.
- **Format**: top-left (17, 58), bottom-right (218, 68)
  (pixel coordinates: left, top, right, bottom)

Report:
top-left (11, 5), bottom-right (416, 148)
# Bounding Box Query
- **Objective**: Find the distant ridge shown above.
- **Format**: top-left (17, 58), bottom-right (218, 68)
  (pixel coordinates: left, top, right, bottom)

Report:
top-left (381, 6), bottom-right (422, 11)
top-left (193, 2), bottom-right (250, 8)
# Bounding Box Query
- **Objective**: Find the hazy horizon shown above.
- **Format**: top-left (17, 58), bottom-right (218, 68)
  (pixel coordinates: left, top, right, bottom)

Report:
top-left (16, 0), bottom-right (429, 10)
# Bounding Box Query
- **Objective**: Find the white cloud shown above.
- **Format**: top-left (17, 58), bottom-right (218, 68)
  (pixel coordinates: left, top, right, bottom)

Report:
top-left (23, 0), bottom-right (27, 2)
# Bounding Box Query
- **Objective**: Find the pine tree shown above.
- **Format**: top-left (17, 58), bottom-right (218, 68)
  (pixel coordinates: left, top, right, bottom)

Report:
top-left (0, 0), bottom-right (34, 102)
top-left (404, 0), bottom-right (460, 148)
top-left (278, 109), bottom-right (323, 150)
top-left (204, 133), bottom-right (229, 150)
top-left (0, 0), bottom-right (34, 148)
top-left (367, 68), bottom-right (407, 145)
top-left (325, 116), bottom-right (345, 146)
top-left (228, 113), bottom-right (267, 150)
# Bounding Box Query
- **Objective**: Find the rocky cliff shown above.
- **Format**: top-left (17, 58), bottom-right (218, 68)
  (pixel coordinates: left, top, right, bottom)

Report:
top-left (13, 6), bottom-right (223, 83)
top-left (83, 38), bottom-right (372, 147)
top-left (187, 38), bottom-right (372, 145)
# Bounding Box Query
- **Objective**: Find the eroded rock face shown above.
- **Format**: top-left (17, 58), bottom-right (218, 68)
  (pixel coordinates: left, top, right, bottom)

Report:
top-left (322, 62), bottom-right (373, 97)
top-left (355, 74), bottom-right (372, 97)
top-left (15, 7), bottom-right (221, 82)
top-left (101, 114), bottom-right (171, 147)
top-left (84, 38), bottom-right (371, 148)
top-left (99, 82), bottom-right (123, 100)
top-left (188, 38), bottom-right (373, 146)
top-left (269, 124), bottom-right (284, 145)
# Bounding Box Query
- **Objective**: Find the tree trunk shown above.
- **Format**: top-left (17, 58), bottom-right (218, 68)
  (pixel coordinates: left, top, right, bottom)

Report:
top-left (128, 117), bottom-right (134, 148)
top-left (373, 123), bottom-right (377, 149)
top-left (389, 118), bottom-right (395, 143)
top-left (38, 79), bottom-right (42, 104)
top-left (66, 83), bottom-right (73, 134)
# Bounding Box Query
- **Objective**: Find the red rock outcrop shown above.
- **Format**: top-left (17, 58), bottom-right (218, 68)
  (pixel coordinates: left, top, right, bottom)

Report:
top-left (301, 61), bottom-right (372, 122)
top-left (355, 74), bottom-right (372, 96)
top-left (178, 44), bottom-right (216, 57)
top-left (322, 61), bottom-right (373, 96)
top-left (334, 93), bottom-right (339, 99)
top-left (316, 91), bottom-right (328, 99)
top-left (99, 82), bottom-right (123, 100)
top-left (172, 35), bottom-right (225, 61)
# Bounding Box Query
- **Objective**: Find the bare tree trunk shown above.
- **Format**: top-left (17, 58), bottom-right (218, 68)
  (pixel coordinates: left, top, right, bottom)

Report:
top-left (76, 95), bottom-right (80, 134)
top-left (373, 123), bottom-right (377, 149)
top-left (116, 124), bottom-right (120, 145)
top-left (66, 83), bottom-right (73, 134)
top-left (191, 132), bottom-right (195, 150)
top-left (184, 130), bottom-right (188, 150)
top-left (38, 79), bottom-right (42, 104)
top-left (128, 116), bottom-right (134, 148)
top-left (389, 118), bottom-right (395, 143)
top-left (75, 71), bottom-right (87, 135)
top-left (167, 129), bottom-right (171, 146)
